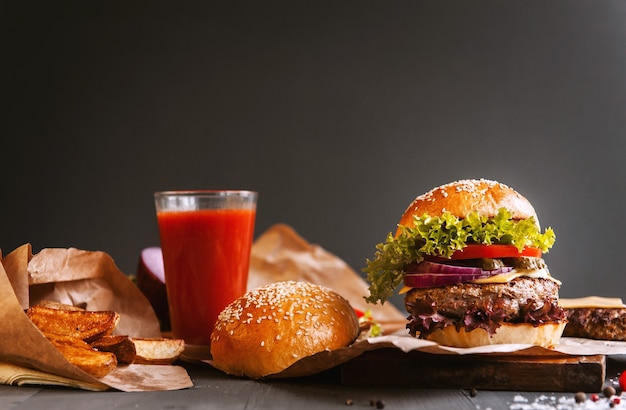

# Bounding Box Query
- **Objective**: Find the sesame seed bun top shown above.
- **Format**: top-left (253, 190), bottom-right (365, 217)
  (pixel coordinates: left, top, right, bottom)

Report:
top-left (396, 179), bottom-right (540, 235)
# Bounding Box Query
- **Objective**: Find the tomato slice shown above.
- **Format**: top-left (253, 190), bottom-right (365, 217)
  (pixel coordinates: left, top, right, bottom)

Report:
top-left (451, 244), bottom-right (541, 259)
top-left (430, 244), bottom-right (542, 260)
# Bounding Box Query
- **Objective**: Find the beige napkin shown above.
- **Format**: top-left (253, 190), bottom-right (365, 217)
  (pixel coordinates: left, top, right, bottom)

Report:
top-left (0, 361), bottom-right (107, 391)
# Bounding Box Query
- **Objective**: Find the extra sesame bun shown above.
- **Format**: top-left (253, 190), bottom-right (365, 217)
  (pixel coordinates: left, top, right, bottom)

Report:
top-left (397, 179), bottom-right (540, 235)
top-left (210, 281), bottom-right (360, 379)
top-left (426, 322), bottom-right (566, 349)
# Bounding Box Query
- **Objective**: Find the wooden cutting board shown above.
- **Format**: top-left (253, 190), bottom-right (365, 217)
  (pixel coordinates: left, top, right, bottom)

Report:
top-left (340, 348), bottom-right (605, 392)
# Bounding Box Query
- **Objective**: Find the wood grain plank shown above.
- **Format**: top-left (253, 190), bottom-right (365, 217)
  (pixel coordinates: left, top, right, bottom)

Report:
top-left (341, 349), bottom-right (605, 392)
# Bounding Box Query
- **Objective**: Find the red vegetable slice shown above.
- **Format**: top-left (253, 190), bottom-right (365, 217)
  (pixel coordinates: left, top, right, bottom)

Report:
top-left (403, 261), bottom-right (513, 288)
top-left (405, 261), bottom-right (483, 275)
top-left (404, 272), bottom-right (492, 288)
top-left (428, 244), bottom-right (542, 261)
top-left (136, 247), bottom-right (169, 329)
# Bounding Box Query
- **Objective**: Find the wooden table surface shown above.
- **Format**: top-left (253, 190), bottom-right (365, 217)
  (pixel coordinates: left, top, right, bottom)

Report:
top-left (2, 355), bottom-right (626, 410)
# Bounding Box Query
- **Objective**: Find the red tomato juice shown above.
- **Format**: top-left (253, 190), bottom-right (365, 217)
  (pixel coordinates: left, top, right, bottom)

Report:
top-left (157, 208), bottom-right (256, 345)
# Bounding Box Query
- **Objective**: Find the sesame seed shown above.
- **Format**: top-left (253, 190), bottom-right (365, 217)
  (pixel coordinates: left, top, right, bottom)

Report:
top-left (410, 179), bottom-right (510, 210)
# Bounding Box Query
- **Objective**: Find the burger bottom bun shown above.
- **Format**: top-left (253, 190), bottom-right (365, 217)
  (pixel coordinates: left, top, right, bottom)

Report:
top-left (210, 281), bottom-right (359, 379)
top-left (425, 322), bottom-right (566, 349)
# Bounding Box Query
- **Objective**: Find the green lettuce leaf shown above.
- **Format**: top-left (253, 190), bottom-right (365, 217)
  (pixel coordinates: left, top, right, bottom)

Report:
top-left (363, 208), bottom-right (556, 304)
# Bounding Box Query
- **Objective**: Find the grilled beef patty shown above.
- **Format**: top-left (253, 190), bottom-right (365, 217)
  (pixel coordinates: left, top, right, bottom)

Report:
top-left (564, 308), bottom-right (626, 341)
top-left (404, 277), bottom-right (565, 338)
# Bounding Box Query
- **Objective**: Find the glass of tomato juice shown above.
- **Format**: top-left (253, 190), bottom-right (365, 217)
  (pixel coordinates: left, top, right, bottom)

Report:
top-left (154, 190), bottom-right (257, 353)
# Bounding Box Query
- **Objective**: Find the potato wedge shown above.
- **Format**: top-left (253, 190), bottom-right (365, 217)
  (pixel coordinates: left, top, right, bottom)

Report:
top-left (26, 305), bottom-right (120, 342)
top-left (45, 333), bottom-right (118, 379)
top-left (132, 338), bottom-right (185, 365)
top-left (91, 336), bottom-right (184, 365)
top-left (90, 335), bottom-right (137, 364)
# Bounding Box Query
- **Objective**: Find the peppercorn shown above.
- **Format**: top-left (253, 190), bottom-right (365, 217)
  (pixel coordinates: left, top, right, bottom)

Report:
top-left (344, 398), bottom-right (354, 406)
top-left (469, 388), bottom-right (478, 397)
top-left (590, 393), bottom-right (600, 402)
top-left (368, 398), bottom-right (385, 409)
top-left (574, 392), bottom-right (586, 403)
top-left (604, 385), bottom-right (617, 398)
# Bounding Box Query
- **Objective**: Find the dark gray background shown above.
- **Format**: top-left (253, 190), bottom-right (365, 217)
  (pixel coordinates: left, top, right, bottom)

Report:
top-left (3, 1), bottom-right (625, 309)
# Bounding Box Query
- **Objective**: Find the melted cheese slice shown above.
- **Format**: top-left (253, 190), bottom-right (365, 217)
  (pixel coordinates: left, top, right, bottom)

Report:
top-left (558, 296), bottom-right (625, 309)
top-left (472, 268), bottom-right (560, 285)
top-left (399, 268), bottom-right (560, 295)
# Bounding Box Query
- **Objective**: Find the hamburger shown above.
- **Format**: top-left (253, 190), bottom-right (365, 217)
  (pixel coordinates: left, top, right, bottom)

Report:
top-left (560, 296), bottom-right (626, 341)
top-left (210, 281), bottom-right (359, 379)
top-left (364, 179), bottom-right (566, 348)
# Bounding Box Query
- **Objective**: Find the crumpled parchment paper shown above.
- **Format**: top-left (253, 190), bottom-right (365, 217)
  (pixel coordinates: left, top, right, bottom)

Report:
top-left (0, 244), bottom-right (192, 391)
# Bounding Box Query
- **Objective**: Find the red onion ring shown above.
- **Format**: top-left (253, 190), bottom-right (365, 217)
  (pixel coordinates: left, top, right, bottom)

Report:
top-left (403, 261), bottom-right (513, 288)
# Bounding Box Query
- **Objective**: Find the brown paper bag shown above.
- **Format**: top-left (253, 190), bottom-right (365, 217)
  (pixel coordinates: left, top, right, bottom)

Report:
top-left (27, 247), bottom-right (162, 337)
top-left (0, 245), bottom-right (192, 391)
